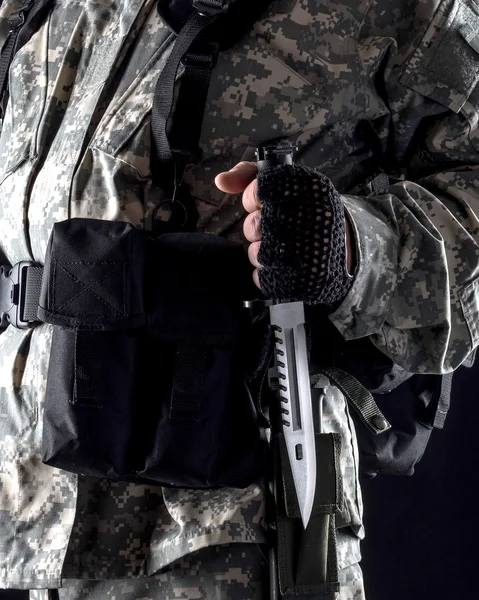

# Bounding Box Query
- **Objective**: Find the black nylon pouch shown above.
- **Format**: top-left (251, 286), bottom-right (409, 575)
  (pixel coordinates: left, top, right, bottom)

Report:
top-left (40, 219), bottom-right (147, 479)
top-left (136, 233), bottom-right (269, 488)
top-left (43, 328), bottom-right (143, 478)
top-left (41, 221), bottom-right (269, 488)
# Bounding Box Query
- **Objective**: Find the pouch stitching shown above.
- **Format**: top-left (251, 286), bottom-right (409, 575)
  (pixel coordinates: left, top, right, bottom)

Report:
top-left (52, 259), bottom-right (127, 318)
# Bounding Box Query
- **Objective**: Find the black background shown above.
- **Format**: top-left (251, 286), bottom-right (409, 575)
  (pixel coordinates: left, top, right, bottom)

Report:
top-left (1, 360), bottom-right (478, 600)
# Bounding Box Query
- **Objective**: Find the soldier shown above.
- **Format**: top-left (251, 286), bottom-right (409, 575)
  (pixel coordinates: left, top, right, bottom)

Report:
top-left (1, 0), bottom-right (478, 599)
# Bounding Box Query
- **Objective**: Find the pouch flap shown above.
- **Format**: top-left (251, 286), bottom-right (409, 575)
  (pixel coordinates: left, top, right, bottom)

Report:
top-left (38, 218), bottom-right (146, 330)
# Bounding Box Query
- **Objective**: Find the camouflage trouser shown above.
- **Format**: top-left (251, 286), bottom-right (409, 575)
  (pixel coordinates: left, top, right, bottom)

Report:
top-left (29, 542), bottom-right (364, 600)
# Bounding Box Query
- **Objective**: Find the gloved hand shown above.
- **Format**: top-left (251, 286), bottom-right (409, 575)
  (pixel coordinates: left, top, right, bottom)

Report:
top-left (215, 161), bottom-right (355, 306)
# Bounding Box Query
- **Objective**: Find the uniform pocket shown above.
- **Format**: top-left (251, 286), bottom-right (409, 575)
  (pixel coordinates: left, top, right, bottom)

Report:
top-left (184, 44), bottom-right (326, 207)
top-left (203, 46), bottom-right (325, 161)
top-left (400, 0), bottom-right (479, 113)
top-left (90, 30), bottom-right (175, 175)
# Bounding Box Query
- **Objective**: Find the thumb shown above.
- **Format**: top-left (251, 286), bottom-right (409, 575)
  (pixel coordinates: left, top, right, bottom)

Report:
top-left (214, 161), bottom-right (257, 194)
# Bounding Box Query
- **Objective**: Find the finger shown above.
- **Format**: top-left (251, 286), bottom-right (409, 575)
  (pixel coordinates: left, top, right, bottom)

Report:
top-left (247, 241), bottom-right (261, 268)
top-left (214, 161), bottom-right (257, 194)
top-left (242, 178), bottom-right (261, 214)
top-left (253, 268), bottom-right (261, 289)
top-left (243, 210), bottom-right (262, 242)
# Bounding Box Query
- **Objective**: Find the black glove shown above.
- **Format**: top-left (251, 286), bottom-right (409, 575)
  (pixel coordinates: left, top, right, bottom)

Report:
top-left (257, 164), bottom-right (353, 306)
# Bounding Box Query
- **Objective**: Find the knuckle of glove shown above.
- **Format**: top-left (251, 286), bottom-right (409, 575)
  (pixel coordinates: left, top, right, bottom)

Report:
top-left (256, 164), bottom-right (352, 306)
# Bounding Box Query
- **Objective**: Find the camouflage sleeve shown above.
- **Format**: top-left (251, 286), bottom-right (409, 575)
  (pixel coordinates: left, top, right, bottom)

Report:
top-left (328, 3), bottom-right (479, 375)
top-left (331, 164), bottom-right (479, 375)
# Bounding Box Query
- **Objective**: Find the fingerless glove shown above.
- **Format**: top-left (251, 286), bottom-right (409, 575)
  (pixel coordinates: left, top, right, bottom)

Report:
top-left (257, 164), bottom-right (353, 306)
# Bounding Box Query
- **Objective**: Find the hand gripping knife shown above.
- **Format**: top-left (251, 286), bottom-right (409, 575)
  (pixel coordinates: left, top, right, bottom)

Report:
top-left (255, 144), bottom-right (317, 529)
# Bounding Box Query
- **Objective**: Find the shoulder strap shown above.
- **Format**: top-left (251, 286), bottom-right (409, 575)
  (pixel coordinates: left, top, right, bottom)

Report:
top-left (151, 0), bottom-right (271, 233)
top-left (150, 1), bottom-right (225, 232)
top-left (151, 2), bottom-right (221, 170)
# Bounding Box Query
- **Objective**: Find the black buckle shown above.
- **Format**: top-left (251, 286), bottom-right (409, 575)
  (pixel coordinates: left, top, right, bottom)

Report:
top-left (181, 42), bottom-right (220, 70)
top-left (0, 261), bottom-right (38, 329)
top-left (192, 0), bottom-right (231, 16)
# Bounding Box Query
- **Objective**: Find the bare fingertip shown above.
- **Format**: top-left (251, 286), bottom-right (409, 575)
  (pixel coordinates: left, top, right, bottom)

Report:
top-left (253, 269), bottom-right (261, 289)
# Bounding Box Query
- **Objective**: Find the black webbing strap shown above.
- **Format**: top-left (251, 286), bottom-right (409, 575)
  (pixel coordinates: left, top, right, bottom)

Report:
top-left (0, 0), bottom-right (54, 119)
top-left (169, 344), bottom-right (207, 421)
top-left (316, 367), bottom-right (392, 435)
top-left (22, 263), bottom-right (43, 322)
top-left (151, 7), bottom-right (216, 169)
top-left (72, 330), bottom-right (103, 408)
top-left (150, 2), bottom-right (227, 232)
top-left (169, 40), bottom-right (219, 165)
top-left (432, 372), bottom-right (454, 429)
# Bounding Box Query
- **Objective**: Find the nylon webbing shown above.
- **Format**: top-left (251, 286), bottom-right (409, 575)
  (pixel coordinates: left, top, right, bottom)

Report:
top-left (168, 41), bottom-right (219, 164)
top-left (433, 372), bottom-right (453, 429)
top-left (150, 5), bottom-right (224, 232)
top-left (151, 9), bottom-right (215, 168)
top-left (316, 367), bottom-right (391, 435)
top-left (73, 330), bottom-right (103, 407)
top-left (169, 344), bottom-right (207, 420)
top-left (23, 264), bottom-right (43, 322)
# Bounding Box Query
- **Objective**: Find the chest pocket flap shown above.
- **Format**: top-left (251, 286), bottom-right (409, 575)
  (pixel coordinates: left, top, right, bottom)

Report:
top-left (400, 0), bottom-right (479, 113)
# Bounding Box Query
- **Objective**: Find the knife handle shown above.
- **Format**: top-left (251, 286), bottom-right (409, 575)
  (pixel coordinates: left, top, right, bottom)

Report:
top-left (255, 143), bottom-right (296, 173)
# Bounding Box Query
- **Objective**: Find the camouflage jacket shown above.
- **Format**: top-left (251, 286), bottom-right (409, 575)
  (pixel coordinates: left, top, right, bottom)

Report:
top-left (1, 0), bottom-right (479, 592)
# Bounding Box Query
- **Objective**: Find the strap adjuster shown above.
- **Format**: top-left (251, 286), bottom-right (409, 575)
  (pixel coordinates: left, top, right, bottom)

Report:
top-left (181, 42), bottom-right (220, 70)
top-left (192, 0), bottom-right (231, 16)
top-left (0, 261), bottom-right (40, 329)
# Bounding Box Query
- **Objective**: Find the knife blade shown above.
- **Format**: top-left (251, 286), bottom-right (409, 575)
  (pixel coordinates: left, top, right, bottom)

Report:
top-left (269, 300), bottom-right (316, 529)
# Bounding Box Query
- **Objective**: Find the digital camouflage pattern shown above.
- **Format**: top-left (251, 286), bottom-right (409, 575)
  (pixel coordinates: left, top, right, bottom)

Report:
top-left (0, 0), bottom-right (478, 597)
top-left (31, 543), bottom-right (268, 600)
top-left (29, 544), bottom-right (363, 600)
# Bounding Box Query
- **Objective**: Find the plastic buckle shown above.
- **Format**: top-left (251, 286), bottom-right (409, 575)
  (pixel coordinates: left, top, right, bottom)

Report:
top-left (181, 42), bottom-right (220, 70)
top-left (192, 0), bottom-right (231, 16)
top-left (0, 261), bottom-right (37, 329)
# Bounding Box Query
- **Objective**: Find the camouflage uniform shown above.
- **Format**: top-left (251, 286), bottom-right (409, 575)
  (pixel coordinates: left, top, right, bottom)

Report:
top-left (0, 0), bottom-right (478, 597)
